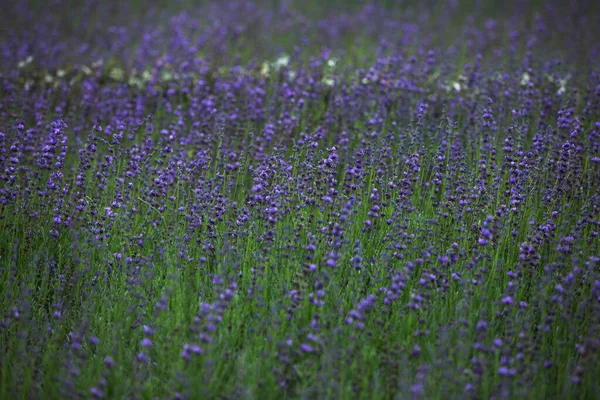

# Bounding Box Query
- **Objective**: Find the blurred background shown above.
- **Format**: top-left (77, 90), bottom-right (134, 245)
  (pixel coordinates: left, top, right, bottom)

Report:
top-left (1, 0), bottom-right (598, 76)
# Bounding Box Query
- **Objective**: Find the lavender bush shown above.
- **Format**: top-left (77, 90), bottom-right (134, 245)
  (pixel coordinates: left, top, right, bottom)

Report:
top-left (1, 1), bottom-right (600, 398)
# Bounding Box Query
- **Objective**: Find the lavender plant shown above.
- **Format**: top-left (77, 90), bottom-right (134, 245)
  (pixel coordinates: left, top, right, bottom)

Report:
top-left (1, 0), bottom-right (600, 399)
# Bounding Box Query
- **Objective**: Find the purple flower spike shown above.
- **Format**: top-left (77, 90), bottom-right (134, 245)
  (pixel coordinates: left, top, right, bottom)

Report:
top-left (300, 343), bottom-right (314, 353)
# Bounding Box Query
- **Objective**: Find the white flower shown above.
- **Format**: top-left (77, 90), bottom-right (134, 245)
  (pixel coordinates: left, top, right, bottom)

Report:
top-left (557, 74), bottom-right (570, 95)
top-left (273, 54), bottom-right (290, 70)
top-left (81, 65), bottom-right (92, 75)
top-left (322, 77), bottom-right (335, 87)
top-left (260, 61), bottom-right (270, 77)
top-left (17, 56), bottom-right (33, 69)
top-left (109, 67), bottom-right (124, 80)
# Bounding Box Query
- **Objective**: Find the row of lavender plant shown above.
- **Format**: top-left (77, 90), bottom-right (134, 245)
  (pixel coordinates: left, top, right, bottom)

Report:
top-left (1, 1), bottom-right (600, 399)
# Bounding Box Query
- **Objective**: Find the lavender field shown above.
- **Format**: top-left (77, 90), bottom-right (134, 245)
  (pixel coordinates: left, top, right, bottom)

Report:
top-left (1, 0), bottom-right (600, 398)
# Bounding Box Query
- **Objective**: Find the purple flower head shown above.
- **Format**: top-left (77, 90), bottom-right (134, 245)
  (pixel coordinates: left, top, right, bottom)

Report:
top-left (502, 296), bottom-right (514, 305)
top-left (476, 320), bottom-right (487, 332)
top-left (498, 366), bottom-right (516, 376)
top-left (90, 387), bottom-right (104, 399)
top-left (143, 325), bottom-right (155, 336)
top-left (300, 343), bottom-right (314, 353)
top-left (104, 356), bottom-right (115, 368)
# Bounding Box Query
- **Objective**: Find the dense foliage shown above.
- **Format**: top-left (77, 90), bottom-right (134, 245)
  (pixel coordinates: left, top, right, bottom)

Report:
top-left (1, 1), bottom-right (600, 398)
